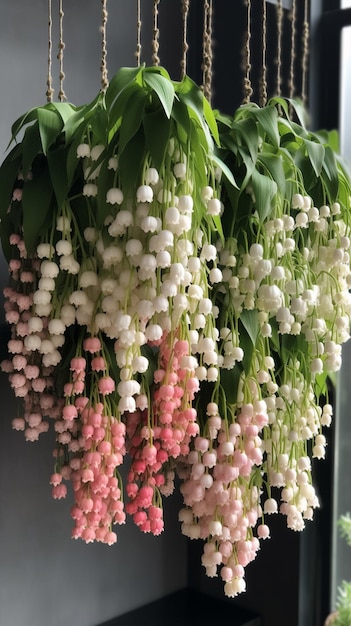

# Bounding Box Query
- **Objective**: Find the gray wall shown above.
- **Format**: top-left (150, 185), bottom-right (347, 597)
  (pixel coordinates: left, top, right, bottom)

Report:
top-left (0, 3), bottom-right (187, 626)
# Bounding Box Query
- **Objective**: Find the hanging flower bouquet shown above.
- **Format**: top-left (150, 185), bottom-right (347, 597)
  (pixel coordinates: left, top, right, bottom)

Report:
top-left (0, 66), bottom-right (351, 597)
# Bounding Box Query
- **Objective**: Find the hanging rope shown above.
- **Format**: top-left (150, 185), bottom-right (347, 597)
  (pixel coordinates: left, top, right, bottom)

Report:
top-left (242, 0), bottom-right (253, 104)
top-left (57, 0), bottom-right (66, 102)
top-left (289, 0), bottom-right (297, 109)
top-left (180, 0), bottom-right (190, 79)
top-left (152, 0), bottom-right (161, 66)
top-left (301, 0), bottom-right (310, 106)
top-left (260, 0), bottom-right (268, 107)
top-left (100, 0), bottom-right (109, 91)
top-left (46, 0), bottom-right (54, 102)
top-left (135, 0), bottom-right (142, 67)
top-left (202, 0), bottom-right (213, 103)
top-left (276, 0), bottom-right (283, 97)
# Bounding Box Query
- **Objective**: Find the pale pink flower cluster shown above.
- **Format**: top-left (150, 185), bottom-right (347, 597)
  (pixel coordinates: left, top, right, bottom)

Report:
top-left (125, 335), bottom-right (199, 533)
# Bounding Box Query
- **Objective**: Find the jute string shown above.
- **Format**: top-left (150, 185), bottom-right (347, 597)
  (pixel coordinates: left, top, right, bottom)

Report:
top-left (135, 0), bottom-right (142, 67)
top-left (46, 0), bottom-right (54, 102)
top-left (276, 0), bottom-right (283, 97)
top-left (180, 0), bottom-right (190, 79)
top-left (289, 0), bottom-right (296, 110)
top-left (301, 0), bottom-right (310, 106)
top-left (100, 0), bottom-right (108, 91)
top-left (202, 0), bottom-right (213, 103)
top-left (242, 0), bottom-right (253, 104)
top-left (260, 0), bottom-right (268, 107)
top-left (57, 0), bottom-right (66, 102)
top-left (152, 0), bottom-right (160, 66)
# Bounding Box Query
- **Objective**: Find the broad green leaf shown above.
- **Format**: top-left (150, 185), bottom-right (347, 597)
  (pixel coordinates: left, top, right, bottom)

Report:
top-left (22, 122), bottom-right (42, 176)
top-left (47, 145), bottom-right (69, 209)
top-left (8, 107), bottom-right (40, 147)
top-left (119, 88), bottom-right (146, 155)
top-left (96, 153), bottom-right (116, 226)
top-left (22, 156), bottom-right (53, 254)
top-left (239, 309), bottom-right (259, 346)
top-left (119, 128), bottom-right (145, 193)
top-left (143, 72), bottom-right (175, 119)
top-left (220, 366), bottom-right (242, 405)
top-left (90, 106), bottom-right (108, 145)
top-left (251, 106), bottom-right (280, 149)
top-left (106, 66), bottom-right (143, 109)
top-left (143, 108), bottom-right (171, 170)
top-left (176, 76), bottom-right (205, 130)
top-left (238, 323), bottom-right (255, 375)
top-left (212, 152), bottom-right (238, 188)
top-left (231, 118), bottom-right (259, 162)
top-left (108, 82), bottom-right (141, 135)
top-left (0, 144), bottom-right (22, 221)
top-left (140, 344), bottom-right (158, 388)
top-left (321, 146), bottom-right (339, 201)
top-left (257, 152), bottom-right (286, 196)
top-left (251, 167), bottom-right (277, 221)
top-left (171, 99), bottom-right (191, 143)
top-left (203, 96), bottom-right (220, 146)
top-left (37, 108), bottom-right (63, 154)
top-left (304, 138), bottom-right (325, 177)
top-left (50, 102), bottom-right (77, 125)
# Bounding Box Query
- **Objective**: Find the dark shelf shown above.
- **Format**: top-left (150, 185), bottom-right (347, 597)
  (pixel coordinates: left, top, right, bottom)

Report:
top-left (97, 588), bottom-right (261, 626)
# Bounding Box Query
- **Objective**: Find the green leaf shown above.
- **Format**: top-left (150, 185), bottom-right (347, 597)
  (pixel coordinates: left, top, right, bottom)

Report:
top-left (251, 106), bottom-right (280, 149)
top-left (220, 366), bottom-right (242, 405)
top-left (22, 156), bottom-right (53, 254)
top-left (251, 167), bottom-right (277, 221)
top-left (143, 108), bottom-right (171, 170)
top-left (105, 66), bottom-right (143, 109)
top-left (47, 145), bottom-right (69, 209)
top-left (96, 153), bottom-right (116, 226)
top-left (211, 152), bottom-right (238, 189)
top-left (22, 122), bottom-right (42, 176)
top-left (8, 107), bottom-right (40, 147)
top-left (50, 102), bottom-right (77, 125)
top-left (37, 108), bottom-right (63, 154)
top-left (238, 323), bottom-right (255, 375)
top-left (140, 344), bottom-right (158, 388)
top-left (304, 138), bottom-right (325, 177)
top-left (118, 128), bottom-right (145, 193)
top-left (171, 99), bottom-right (191, 142)
top-left (203, 96), bottom-right (220, 146)
top-left (143, 72), bottom-right (175, 119)
top-left (119, 88), bottom-right (146, 155)
top-left (257, 152), bottom-right (286, 196)
top-left (239, 309), bottom-right (259, 346)
top-left (231, 117), bottom-right (259, 162)
top-left (108, 82), bottom-right (141, 137)
top-left (0, 144), bottom-right (22, 221)
top-left (321, 146), bottom-right (339, 201)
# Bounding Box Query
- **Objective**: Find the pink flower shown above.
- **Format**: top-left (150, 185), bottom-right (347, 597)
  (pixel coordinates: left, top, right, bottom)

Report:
top-left (24, 365), bottom-right (40, 380)
top-left (32, 378), bottom-right (46, 392)
top-left (10, 373), bottom-right (26, 388)
top-left (12, 188), bottom-right (23, 202)
top-left (24, 427), bottom-right (40, 442)
top-left (50, 473), bottom-right (63, 486)
top-left (12, 355), bottom-right (27, 371)
top-left (83, 337), bottom-right (101, 353)
top-left (70, 357), bottom-right (86, 373)
top-left (62, 404), bottom-right (78, 420)
top-left (98, 376), bottom-right (115, 395)
top-left (8, 339), bottom-right (24, 354)
top-left (104, 531), bottom-right (117, 545)
top-left (27, 413), bottom-right (42, 427)
top-left (91, 356), bottom-right (106, 372)
top-left (9, 233), bottom-right (21, 244)
top-left (12, 417), bottom-right (25, 431)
